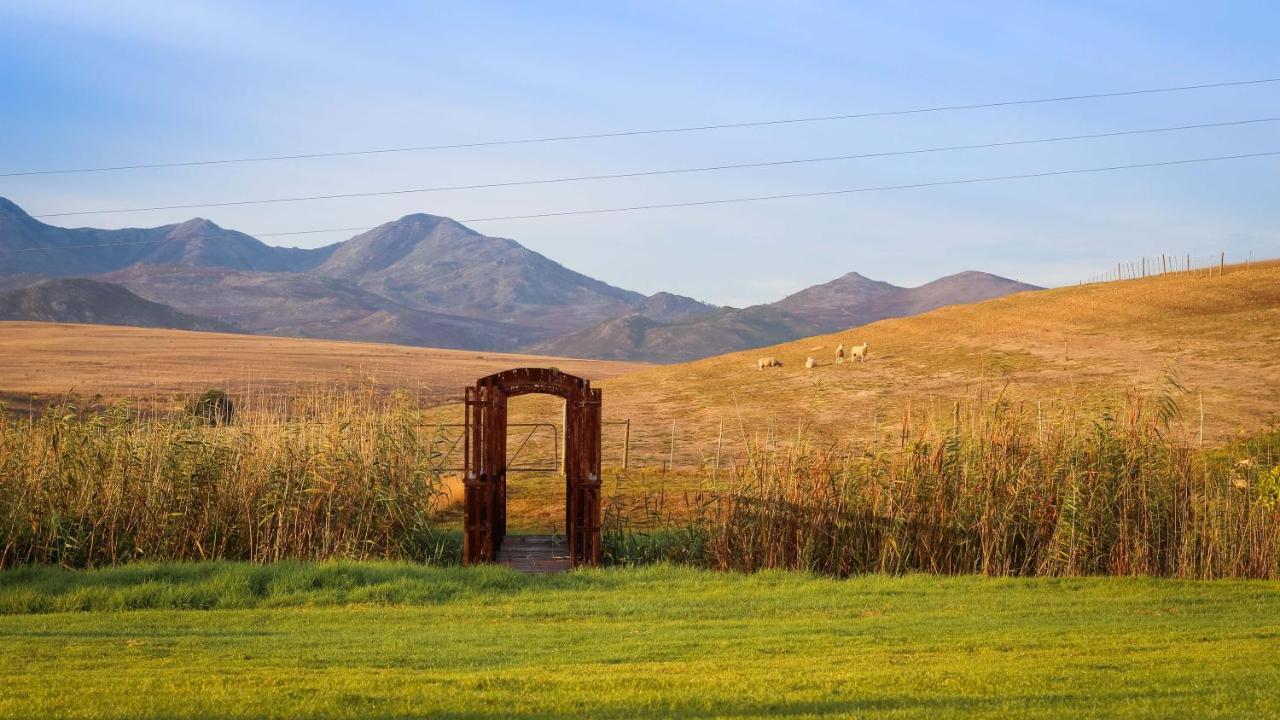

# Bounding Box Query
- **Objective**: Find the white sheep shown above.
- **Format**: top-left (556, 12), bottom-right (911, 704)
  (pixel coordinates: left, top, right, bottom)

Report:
top-left (850, 341), bottom-right (869, 362)
top-left (758, 356), bottom-right (782, 370)
top-left (835, 343), bottom-right (845, 365)
top-left (805, 356), bottom-right (817, 369)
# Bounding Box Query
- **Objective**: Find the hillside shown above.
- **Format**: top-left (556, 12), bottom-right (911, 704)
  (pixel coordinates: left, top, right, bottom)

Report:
top-left (634, 291), bottom-right (716, 322)
top-left (0, 279), bottom-right (232, 332)
top-left (536, 270), bottom-right (1037, 362)
top-left (529, 306), bottom-right (825, 363)
top-left (490, 261), bottom-right (1280, 468)
top-left (101, 264), bottom-right (528, 350)
top-left (773, 270), bottom-right (1041, 332)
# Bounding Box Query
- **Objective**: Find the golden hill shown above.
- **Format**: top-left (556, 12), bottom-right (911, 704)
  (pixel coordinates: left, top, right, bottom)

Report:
top-left (572, 260), bottom-right (1280, 468)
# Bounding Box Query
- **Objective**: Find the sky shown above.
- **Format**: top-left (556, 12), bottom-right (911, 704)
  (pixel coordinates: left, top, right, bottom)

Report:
top-left (0, 1), bottom-right (1276, 306)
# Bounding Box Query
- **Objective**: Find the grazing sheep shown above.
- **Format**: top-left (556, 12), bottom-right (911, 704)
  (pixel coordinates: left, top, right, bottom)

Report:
top-left (835, 343), bottom-right (846, 365)
top-left (805, 356), bottom-right (817, 369)
top-left (850, 341), bottom-right (869, 362)
top-left (758, 356), bottom-right (782, 370)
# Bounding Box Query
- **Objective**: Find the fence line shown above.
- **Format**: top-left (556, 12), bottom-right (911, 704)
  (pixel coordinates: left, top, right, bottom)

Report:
top-left (1079, 250), bottom-right (1246, 285)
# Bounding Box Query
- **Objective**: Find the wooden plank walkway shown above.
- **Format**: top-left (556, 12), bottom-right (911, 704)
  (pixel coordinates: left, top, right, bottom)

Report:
top-left (496, 535), bottom-right (573, 573)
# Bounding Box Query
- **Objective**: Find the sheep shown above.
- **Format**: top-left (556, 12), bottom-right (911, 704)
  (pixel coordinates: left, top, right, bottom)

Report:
top-left (757, 356), bottom-right (782, 370)
top-left (805, 356), bottom-right (817, 369)
top-left (835, 343), bottom-right (845, 365)
top-left (850, 341), bottom-right (869, 362)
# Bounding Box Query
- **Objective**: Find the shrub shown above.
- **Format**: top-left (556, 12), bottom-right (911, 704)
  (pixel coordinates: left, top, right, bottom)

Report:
top-left (189, 389), bottom-right (234, 426)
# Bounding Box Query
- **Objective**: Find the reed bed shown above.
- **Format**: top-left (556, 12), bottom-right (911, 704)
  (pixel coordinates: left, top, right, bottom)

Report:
top-left (607, 391), bottom-right (1280, 579)
top-left (0, 385), bottom-right (456, 568)
top-left (5, 382), bottom-right (1278, 579)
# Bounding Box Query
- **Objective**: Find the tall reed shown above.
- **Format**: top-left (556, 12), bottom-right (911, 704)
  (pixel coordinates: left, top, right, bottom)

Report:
top-left (608, 392), bottom-right (1280, 579)
top-left (0, 385), bottom-right (455, 568)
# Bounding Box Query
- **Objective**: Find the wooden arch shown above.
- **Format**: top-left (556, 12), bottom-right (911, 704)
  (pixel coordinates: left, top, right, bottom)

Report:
top-left (462, 368), bottom-right (602, 566)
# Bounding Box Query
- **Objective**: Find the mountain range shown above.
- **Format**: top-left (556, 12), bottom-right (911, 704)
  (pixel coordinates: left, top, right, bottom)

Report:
top-left (0, 196), bottom-right (1040, 361)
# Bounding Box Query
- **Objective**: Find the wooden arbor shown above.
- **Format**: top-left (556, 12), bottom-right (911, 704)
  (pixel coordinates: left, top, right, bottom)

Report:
top-left (462, 368), bottom-right (602, 567)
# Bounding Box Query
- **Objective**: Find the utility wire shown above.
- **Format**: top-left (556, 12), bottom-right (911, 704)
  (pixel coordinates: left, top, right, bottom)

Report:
top-left (29, 116), bottom-right (1280, 218)
top-left (3, 77), bottom-right (1278, 178)
top-left (455, 151), bottom-right (1280, 222)
top-left (3, 150), bottom-right (1274, 255)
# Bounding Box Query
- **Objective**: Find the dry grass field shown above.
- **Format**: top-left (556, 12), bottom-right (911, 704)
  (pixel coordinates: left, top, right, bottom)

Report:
top-left (0, 322), bottom-right (646, 413)
top-left (583, 259), bottom-right (1280, 468)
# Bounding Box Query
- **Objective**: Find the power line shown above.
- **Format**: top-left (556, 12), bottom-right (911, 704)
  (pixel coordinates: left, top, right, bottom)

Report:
top-left (3, 150), bottom-right (1274, 255)
top-left (3, 77), bottom-right (1278, 178)
top-left (455, 151), bottom-right (1279, 223)
top-left (29, 117), bottom-right (1280, 219)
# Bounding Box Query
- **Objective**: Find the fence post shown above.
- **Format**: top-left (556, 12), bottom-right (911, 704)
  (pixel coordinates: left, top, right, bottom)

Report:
top-left (1220, 251), bottom-right (1225, 275)
top-left (713, 418), bottom-right (724, 483)
top-left (670, 420), bottom-right (679, 470)
top-left (1199, 393), bottom-right (1205, 447)
top-left (622, 418), bottom-right (631, 470)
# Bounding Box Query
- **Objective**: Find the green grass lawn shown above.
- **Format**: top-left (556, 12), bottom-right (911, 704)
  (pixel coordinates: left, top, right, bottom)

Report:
top-left (1, 563), bottom-right (1278, 719)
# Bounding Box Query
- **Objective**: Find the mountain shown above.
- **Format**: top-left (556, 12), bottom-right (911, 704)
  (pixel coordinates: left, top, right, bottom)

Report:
top-left (0, 273), bottom-right (48, 293)
top-left (0, 197), bottom-right (335, 276)
top-left (0, 197), bottom-right (1036, 362)
top-left (100, 265), bottom-right (527, 351)
top-left (769, 272), bottom-right (901, 331)
top-left (772, 270), bottom-right (1040, 333)
top-left (313, 214), bottom-right (646, 336)
top-left (528, 306), bottom-right (825, 363)
top-left (635, 292), bottom-right (716, 323)
top-left (890, 271), bottom-right (1042, 315)
top-left (0, 199), bottom-right (668, 347)
top-left (537, 271), bottom-right (1040, 363)
top-left (0, 278), bottom-right (233, 332)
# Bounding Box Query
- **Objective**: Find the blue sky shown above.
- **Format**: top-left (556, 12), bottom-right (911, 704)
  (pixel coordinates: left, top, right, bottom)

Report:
top-left (1, 1), bottom-right (1276, 305)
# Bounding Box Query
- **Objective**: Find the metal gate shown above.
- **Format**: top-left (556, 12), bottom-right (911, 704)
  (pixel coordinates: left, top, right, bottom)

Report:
top-left (462, 368), bottom-right (602, 566)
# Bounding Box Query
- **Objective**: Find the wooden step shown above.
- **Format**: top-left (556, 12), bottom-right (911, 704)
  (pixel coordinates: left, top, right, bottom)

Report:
top-left (496, 535), bottom-right (573, 573)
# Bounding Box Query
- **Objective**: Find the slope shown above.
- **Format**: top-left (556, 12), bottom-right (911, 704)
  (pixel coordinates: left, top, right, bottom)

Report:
top-left (0, 279), bottom-right (233, 332)
top-left (499, 261), bottom-right (1280, 468)
top-left (100, 265), bottom-right (531, 351)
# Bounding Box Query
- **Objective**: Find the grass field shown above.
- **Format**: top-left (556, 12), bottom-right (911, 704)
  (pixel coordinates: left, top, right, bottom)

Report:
top-left (583, 260), bottom-right (1280, 467)
top-left (1, 562), bottom-right (1278, 719)
top-left (0, 322), bottom-right (645, 413)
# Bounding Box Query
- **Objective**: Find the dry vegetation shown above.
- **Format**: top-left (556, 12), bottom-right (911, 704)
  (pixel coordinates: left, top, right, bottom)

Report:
top-left (0, 322), bottom-right (645, 413)
top-left (607, 391), bottom-right (1280, 579)
top-left (588, 259), bottom-right (1280, 467)
top-left (0, 386), bottom-right (463, 568)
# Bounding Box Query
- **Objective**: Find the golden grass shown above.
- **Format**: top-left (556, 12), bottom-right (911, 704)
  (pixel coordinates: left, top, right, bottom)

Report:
top-left (0, 322), bottom-right (646, 412)
top-left (587, 259), bottom-right (1280, 466)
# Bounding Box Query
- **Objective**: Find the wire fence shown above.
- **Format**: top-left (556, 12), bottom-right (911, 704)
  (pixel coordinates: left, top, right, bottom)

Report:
top-left (1079, 250), bottom-right (1259, 284)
